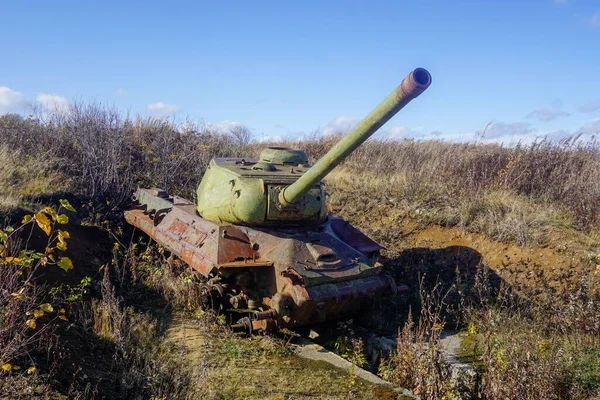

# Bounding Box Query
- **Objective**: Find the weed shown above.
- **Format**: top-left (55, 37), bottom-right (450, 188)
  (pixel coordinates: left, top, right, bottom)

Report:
top-left (384, 278), bottom-right (451, 399)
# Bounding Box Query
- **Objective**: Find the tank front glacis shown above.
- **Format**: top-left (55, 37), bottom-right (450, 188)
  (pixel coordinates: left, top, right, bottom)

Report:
top-left (196, 157), bottom-right (327, 226)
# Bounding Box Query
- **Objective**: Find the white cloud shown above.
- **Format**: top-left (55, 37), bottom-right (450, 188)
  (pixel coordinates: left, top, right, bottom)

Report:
top-left (115, 88), bottom-right (129, 96)
top-left (319, 117), bottom-right (454, 142)
top-left (473, 120), bottom-right (599, 146)
top-left (384, 126), bottom-right (413, 140)
top-left (0, 87), bottom-right (28, 114)
top-left (589, 12), bottom-right (600, 27)
top-left (381, 127), bottom-right (455, 141)
top-left (257, 135), bottom-right (284, 143)
top-left (579, 101), bottom-right (600, 113)
top-left (36, 93), bottom-right (69, 113)
top-left (577, 119), bottom-right (600, 135)
top-left (147, 102), bottom-right (178, 116)
top-left (313, 116), bottom-right (597, 146)
top-left (477, 121), bottom-right (534, 139)
top-left (320, 116), bottom-right (359, 136)
top-left (206, 120), bottom-right (244, 135)
top-left (526, 108), bottom-right (570, 121)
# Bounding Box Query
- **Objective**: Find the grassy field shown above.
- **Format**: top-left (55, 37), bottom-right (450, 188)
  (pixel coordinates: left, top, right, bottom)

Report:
top-left (1, 106), bottom-right (600, 399)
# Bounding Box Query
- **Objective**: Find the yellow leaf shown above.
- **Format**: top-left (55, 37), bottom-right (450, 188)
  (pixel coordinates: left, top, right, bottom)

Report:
top-left (35, 212), bottom-right (52, 236)
top-left (56, 214), bottom-right (69, 225)
top-left (1, 364), bottom-right (11, 372)
top-left (26, 319), bottom-right (36, 329)
top-left (58, 230), bottom-right (70, 240)
top-left (33, 309), bottom-right (44, 318)
top-left (48, 254), bottom-right (55, 262)
top-left (56, 242), bottom-right (67, 251)
top-left (5, 257), bottom-right (22, 265)
top-left (27, 366), bottom-right (36, 374)
top-left (57, 257), bottom-right (73, 271)
top-left (10, 291), bottom-right (26, 301)
top-left (21, 215), bottom-right (33, 224)
top-left (58, 315), bottom-right (68, 321)
top-left (59, 308), bottom-right (66, 314)
top-left (59, 199), bottom-right (76, 212)
top-left (39, 303), bottom-right (54, 312)
top-left (40, 207), bottom-right (58, 220)
top-left (467, 322), bottom-right (477, 335)
top-left (12, 366), bottom-right (21, 371)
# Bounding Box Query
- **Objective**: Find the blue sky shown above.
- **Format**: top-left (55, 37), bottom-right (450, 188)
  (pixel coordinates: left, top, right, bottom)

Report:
top-left (1, 0), bottom-right (599, 144)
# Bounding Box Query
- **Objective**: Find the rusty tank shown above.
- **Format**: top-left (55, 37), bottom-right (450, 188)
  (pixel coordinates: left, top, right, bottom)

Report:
top-left (125, 68), bottom-right (432, 333)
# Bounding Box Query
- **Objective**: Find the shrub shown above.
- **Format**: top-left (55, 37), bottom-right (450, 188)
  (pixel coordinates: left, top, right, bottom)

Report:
top-left (0, 201), bottom-right (75, 375)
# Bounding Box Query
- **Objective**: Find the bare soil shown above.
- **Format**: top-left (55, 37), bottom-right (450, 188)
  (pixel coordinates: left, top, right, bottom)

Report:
top-left (395, 220), bottom-right (597, 295)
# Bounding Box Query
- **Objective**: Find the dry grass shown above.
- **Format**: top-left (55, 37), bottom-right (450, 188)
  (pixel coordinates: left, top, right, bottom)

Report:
top-left (3, 105), bottom-right (599, 234)
top-left (3, 104), bottom-right (600, 399)
top-left (0, 257), bottom-right (52, 370)
top-left (73, 269), bottom-right (208, 400)
top-left (459, 268), bottom-right (600, 400)
top-left (325, 167), bottom-right (574, 247)
top-left (378, 280), bottom-right (452, 399)
top-left (287, 134), bottom-right (600, 232)
top-left (0, 107), bottom-right (248, 204)
top-left (130, 243), bottom-right (210, 311)
top-left (0, 145), bottom-right (66, 210)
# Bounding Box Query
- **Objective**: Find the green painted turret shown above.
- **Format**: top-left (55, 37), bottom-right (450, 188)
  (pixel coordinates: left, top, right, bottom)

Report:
top-left (196, 68), bottom-right (432, 226)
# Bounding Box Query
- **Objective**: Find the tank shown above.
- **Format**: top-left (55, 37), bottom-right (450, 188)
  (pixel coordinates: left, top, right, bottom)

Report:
top-left (125, 68), bottom-right (432, 333)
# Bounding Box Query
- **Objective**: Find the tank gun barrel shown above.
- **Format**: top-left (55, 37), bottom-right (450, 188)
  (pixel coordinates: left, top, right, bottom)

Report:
top-left (279, 68), bottom-right (432, 207)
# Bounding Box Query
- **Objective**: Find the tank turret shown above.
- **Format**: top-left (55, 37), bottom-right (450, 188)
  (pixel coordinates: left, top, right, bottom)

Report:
top-left (196, 68), bottom-right (432, 226)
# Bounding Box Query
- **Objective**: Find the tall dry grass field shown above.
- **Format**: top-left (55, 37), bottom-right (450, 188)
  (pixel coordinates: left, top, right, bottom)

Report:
top-left (1, 104), bottom-right (600, 399)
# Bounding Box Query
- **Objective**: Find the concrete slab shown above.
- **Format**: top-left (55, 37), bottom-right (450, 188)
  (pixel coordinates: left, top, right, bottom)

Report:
top-left (292, 337), bottom-right (420, 400)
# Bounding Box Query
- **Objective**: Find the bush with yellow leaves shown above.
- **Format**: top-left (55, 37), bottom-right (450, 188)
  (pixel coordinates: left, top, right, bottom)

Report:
top-left (0, 199), bottom-right (75, 376)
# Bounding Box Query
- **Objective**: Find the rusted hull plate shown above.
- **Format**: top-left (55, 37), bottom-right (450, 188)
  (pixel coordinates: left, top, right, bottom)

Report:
top-left (287, 274), bottom-right (395, 327)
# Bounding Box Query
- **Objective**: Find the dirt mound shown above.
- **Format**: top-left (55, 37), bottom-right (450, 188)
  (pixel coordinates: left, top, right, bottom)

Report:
top-left (394, 221), bottom-right (596, 294)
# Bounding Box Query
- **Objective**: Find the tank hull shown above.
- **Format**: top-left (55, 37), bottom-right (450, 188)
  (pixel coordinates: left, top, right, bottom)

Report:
top-left (125, 188), bottom-right (398, 331)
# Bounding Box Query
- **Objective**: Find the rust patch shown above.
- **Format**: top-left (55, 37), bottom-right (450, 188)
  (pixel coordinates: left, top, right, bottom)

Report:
top-left (168, 219), bottom-right (188, 237)
top-left (182, 227), bottom-right (207, 247)
top-left (125, 208), bottom-right (216, 277)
